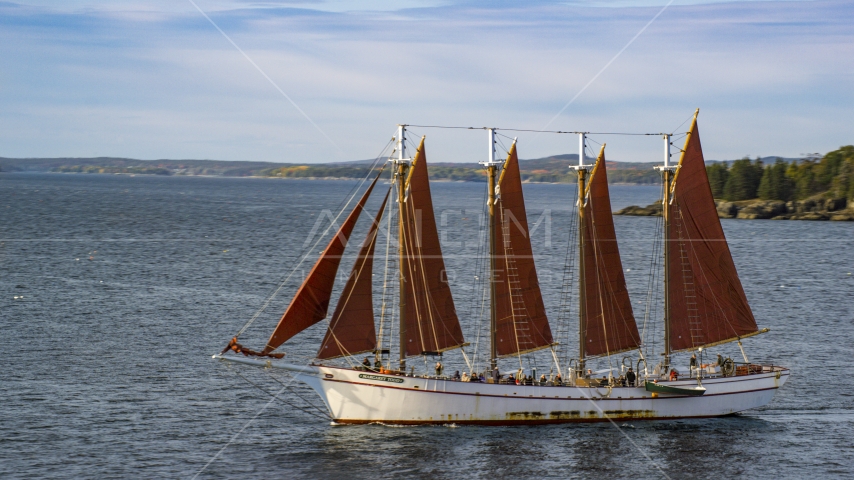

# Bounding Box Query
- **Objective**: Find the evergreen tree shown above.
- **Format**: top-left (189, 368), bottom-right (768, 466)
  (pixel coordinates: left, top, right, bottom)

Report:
top-left (706, 162), bottom-right (729, 198)
top-left (758, 159), bottom-right (794, 201)
top-left (723, 157), bottom-right (763, 200)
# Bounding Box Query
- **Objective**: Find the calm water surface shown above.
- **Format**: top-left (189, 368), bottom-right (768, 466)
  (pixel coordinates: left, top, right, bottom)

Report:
top-left (1, 173), bottom-right (852, 479)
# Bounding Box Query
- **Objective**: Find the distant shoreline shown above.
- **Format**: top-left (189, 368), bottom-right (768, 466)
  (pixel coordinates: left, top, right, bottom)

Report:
top-left (9, 171), bottom-right (666, 186)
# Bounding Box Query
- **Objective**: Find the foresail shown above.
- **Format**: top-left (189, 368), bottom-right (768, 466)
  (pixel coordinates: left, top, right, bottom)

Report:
top-left (262, 170), bottom-right (384, 353)
top-left (667, 117), bottom-right (759, 352)
top-left (401, 138), bottom-right (466, 356)
top-left (581, 147), bottom-right (640, 357)
top-left (317, 189), bottom-right (390, 360)
top-left (493, 143), bottom-right (554, 357)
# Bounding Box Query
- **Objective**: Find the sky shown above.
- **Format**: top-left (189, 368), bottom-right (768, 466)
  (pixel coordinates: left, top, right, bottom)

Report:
top-left (0, 0), bottom-right (852, 164)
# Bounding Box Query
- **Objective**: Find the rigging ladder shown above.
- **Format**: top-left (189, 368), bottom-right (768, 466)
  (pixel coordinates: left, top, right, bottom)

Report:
top-left (675, 209), bottom-right (703, 348)
top-left (500, 208), bottom-right (534, 351)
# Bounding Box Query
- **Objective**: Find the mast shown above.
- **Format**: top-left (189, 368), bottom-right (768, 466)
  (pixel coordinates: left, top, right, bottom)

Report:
top-left (659, 132), bottom-right (675, 368)
top-left (481, 128), bottom-right (501, 372)
top-left (395, 124), bottom-right (409, 372)
top-left (571, 133), bottom-right (590, 375)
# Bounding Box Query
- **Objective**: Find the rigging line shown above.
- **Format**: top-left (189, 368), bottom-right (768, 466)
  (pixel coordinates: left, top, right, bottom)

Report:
top-left (235, 371), bottom-right (330, 420)
top-left (406, 193), bottom-right (462, 355)
top-left (670, 112), bottom-right (696, 136)
top-left (641, 209), bottom-right (663, 360)
top-left (540, 0), bottom-right (677, 131)
top-left (557, 182), bottom-right (579, 368)
top-left (318, 192), bottom-right (388, 366)
top-left (405, 124), bottom-right (674, 136)
top-left (191, 375), bottom-right (290, 480)
top-left (587, 192), bottom-right (615, 375)
top-left (676, 207), bottom-right (747, 341)
top-left (234, 142), bottom-right (392, 338)
top-left (377, 169), bottom-right (395, 361)
top-left (265, 372), bottom-right (333, 419)
top-left (186, 0), bottom-right (344, 156)
top-left (468, 177), bottom-right (490, 370)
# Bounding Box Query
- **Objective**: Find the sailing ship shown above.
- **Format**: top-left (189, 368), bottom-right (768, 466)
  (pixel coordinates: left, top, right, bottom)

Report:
top-left (214, 111), bottom-right (789, 424)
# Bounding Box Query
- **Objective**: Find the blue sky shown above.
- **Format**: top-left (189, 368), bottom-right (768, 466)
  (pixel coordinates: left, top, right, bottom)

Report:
top-left (0, 0), bottom-right (851, 163)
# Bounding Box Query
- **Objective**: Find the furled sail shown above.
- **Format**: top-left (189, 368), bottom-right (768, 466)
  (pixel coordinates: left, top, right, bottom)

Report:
top-left (262, 170), bottom-right (384, 353)
top-left (317, 190), bottom-right (390, 360)
top-left (581, 146), bottom-right (640, 357)
top-left (401, 138), bottom-right (466, 356)
top-left (493, 143), bottom-right (554, 357)
top-left (667, 117), bottom-right (759, 352)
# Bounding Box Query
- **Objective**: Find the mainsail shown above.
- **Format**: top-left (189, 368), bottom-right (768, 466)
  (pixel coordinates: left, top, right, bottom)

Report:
top-left (317, 190), bottom-right (390, 360)
top-left (493, 143), bottom-right (554, 357)
top-left (667, 117), bottom-right (759, 352)
top-left (401, 138), bottom-right (466, 356)
top-left (262, 171), bottom-right (383, 353)
top-left (581, 146), bottom-right (640, 357)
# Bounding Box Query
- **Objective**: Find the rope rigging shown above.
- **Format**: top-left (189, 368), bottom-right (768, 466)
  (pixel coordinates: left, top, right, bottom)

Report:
top-left (232, 136), bottom-right (395, 340)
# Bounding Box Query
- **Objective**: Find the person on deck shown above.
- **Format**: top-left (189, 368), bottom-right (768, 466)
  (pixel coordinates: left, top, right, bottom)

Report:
top-left (539, 374), bottom-right (547, 385)
top-left (492, 366), bottom-right (500, 384)
top-left (362, 357), bottom-right (371, 370)
top-left (554, 373), bottom-right (562, 385)
top-left (374, 358), bottom-right (382, 371)
top-left (453, 371), bottom-right (461, 381)
top-left (435, 362), bottom-right (443, 377)
top-left (689, 354), bottom-right (698, 374)
top-left (626, 367), bottom-right (636, 387)
top-left (461, 372), bottom-right (469, 382)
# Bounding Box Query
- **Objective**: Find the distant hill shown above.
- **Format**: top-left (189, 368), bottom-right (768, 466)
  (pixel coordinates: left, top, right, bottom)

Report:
top-left (0, 154), bottom-right (804, 185)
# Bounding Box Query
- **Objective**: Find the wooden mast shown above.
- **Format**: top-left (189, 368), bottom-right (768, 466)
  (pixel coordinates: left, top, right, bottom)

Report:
top-left (396, 125), bottom-right (409, 372)
top-left (482, 128), bottom-right (500, 372)
top-left (573, 133), bottom-right (590, 376)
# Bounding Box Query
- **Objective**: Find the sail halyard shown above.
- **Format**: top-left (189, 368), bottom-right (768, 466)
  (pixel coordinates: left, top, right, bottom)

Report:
top-left (580, 146), bottom-right (641, 358)
top-left (317, 189), bottom-right (391, 360)
top-left (261, 168), bottom-right (385, 354)
top-left (492, 142), bottom-right (555, 358)
top-left (665, 111), bottom-right (760, 353)
top-left (400, 137), bottom-right (467, 357)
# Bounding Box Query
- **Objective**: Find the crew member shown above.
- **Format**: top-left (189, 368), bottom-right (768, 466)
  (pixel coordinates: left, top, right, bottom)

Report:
top-left (626, 367), bottom-right (636, 387)
top-left (435, 362), bottom-right (443, 377)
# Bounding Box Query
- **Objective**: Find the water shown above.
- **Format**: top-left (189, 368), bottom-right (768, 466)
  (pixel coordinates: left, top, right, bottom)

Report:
top-left (1, 173), bottom-right (852, 479)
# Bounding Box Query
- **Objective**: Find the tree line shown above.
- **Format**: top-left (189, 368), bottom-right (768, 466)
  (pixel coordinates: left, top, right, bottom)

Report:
top-left (706, 146), bottom-right (854, 202)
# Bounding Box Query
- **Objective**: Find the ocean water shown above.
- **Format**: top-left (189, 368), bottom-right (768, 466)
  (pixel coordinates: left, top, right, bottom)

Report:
top-left (1, 173), bottom-right (853, 479)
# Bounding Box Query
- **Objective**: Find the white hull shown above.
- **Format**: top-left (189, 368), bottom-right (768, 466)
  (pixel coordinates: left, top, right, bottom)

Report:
top-left (215, 355), bottom-right (789, 425)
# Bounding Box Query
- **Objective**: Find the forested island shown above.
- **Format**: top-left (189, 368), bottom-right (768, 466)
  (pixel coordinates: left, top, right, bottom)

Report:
top-left (616, 146), bottom-right (854, 221)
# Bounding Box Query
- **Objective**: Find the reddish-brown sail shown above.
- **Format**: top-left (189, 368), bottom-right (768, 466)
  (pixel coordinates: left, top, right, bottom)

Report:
top-left (262, 171), bottom-right (383, 353)
top-left (493, 143), bottom-right (554, 357)
top-left (667, 117), bottom-right (759, 352)
top-left (317, 190), bottom-right (390, 360)
top-left (401, 138), bottom-right (466, 356)
top-left (581, 147), bottom-right (640, 357)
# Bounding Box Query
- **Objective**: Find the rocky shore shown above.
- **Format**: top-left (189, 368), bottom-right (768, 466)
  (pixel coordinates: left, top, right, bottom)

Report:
top-left (615, 197), bottom-right (854, 221)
